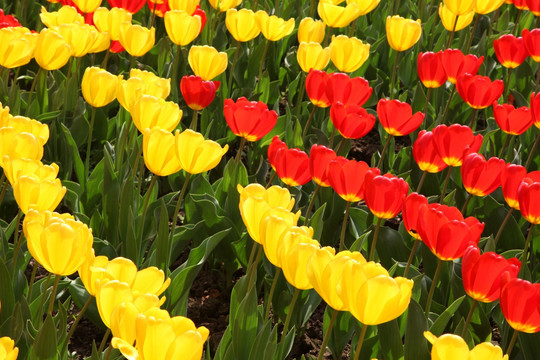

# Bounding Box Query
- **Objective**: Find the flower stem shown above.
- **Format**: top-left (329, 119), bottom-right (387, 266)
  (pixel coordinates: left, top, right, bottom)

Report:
top-left (283, 288), bottom-right (301, 334)
top-left (264, 268), bottom-right (282, 319)
top-left (389, 51), bottom-right (400, 99)
top-left (445, 15), bottom-right (459, 49)
top-left (235, 137), bottom-right (247, 163)
top-left (520, 223), bottom-right (535, 266)
top-left (317, 308), bottom-right (339, 360)
top-left (170, 173), bottom-right (192, 241)
top-left (36, 273), bottom-right (51, 324)
top-left (353, 324), bottom-right (368, 360)
top-left (0, 173), bottom-right (8, 208)
top-left (498, 133), bottom-right (511, 159)
top-left (461, 299), bottom-right (478, 338)
top-left (505, 329), bottom-right (519, 357)
top-left (84, 107), bottom-right (97, 178)
top-left (304, 185), bottom-right (321, 226)
top-left (47, 275), bottom-right (60, 314)
top-left (416, 171), bottom-right (427, 193)
top-left (62, 295), bottom-right (93, 354)
top-left (504, 68), bottom-right (514, 102)
top-left (247, 244), bottom-right (263, 292)
top-left (423, 87), bottom-right (432, 120)
top-left (98, 328), bottom-right (111, 353)
top-left (26, 261), bottom-right (38, 302)
top-left (465, 14), bottom-right (480, 53)
top-left (493, 208), bottom-right (514, 248)
top-left (439, 167), bottom-right (453, 203)
top-left (377, 134), bottom-right (393, 170)
top-left (441, 87), bottom-right (456, 125)
top-left (469, 108), bottom-right (478, 131)
top-left (295, 72), bottom-right (306, 119)
top-left (302, 106), bottom-right (317, 138)
top-left (369, 217), bottom-right (383, 261)
top-left (525, 133), bottom-right (540, 169)
top-left (190, 110), bottom-right (199, 130)
top-left (25, 67), bottom-right (42, 116)
top-left (425, 258), bottom-right (443, 316)
top-left (172, 45), bottom-right (182, 102)
top-left (139, 174), bottom-right (158, 237)
top-left (513, 11), bottom-right (522, 36)
top-left (404, 239), bottom-right (420, 278)
top-left (228, 40), bottom-right (241, 96)
top-left (460, 193), bottom-right (472, 215)
top-left (257, 40), bottom-right (270, 86)
top-left (10, 209), bottom-right (23, 274)
top-left (339, 202), bottom-right (352, 251)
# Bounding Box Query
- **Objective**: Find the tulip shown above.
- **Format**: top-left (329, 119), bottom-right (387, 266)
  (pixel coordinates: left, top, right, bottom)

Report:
top-left (174, 129), bottom-right (228, 174)
top-left (417, 51), bottom-right (447, 88)
top-left (0, 28), bottom-right (34, 68)
top-left (109, 294), bottom-right (161, 345)
top-left (2, 157), bottom-right (59, 186)
top-left (255, 11), bottom-right (295, 41)
top-left (164, 10), bottom-right (201, 46)
top-left (443, 0), bottom-right (476, 15)
top-left (330, 102), bottom-right (375, 139)
top-left (531, 92), bottom-right (540, 128)
top-left (317, 0), bottom-right (360, 28)
top-left (510, 0), bottom-right (529, 9)
top-left (440, 48), bottom-right (484, 84)
top-left (501, 164), bottom-right (529, 209)
top-left (273, 147), bottom-right (312, 186)
top-left (238, 183), bottom-right (296, 211)
top-left (107, 0), bottom-right (146, 13)
top-left (180, 75), bottom-right (220, 111)
top-left (0, 337), bottom-right (18, 360)
top-left (402, 192), bottom-right (429, 239)
top-left (131, 95), bottom-right (183, 133)
top-left (413, 130), bottom-right (448, 173)
top-left (327, 73), bottom-right (372, 106)
top-left (522, 28), bottom-right (540, 61)
top-left (81, 66), bottom-right (120, 108)
top-left (280, 241), bottom-right (320, 290)
top-left (456, 74), bottom-right (504, 110)
top-left (298, 17), bottom-right (325, 43)
top-left (88, 31), bottom-right (111, 53)
top-left (223, 97), bottom-right (278, 141)
top-left (168, 0), bottom-right (200, 13)
top-left (475, 0), bottom-right (505, 13)
top-left (13, 176), bottom-right (66, 214)
top-left (274, 226), bottom-right (316, 267)
top-left (40, 5), bottom-right (85, 28)
top-left (52, 23), bottom-right (100, 57)
top-left (142, 128), bottom-right (182, 176)
top-left (309, 145), bottom-right (337, 187)
top-left (93, 7), bottom-right (132, 41)
top-left (0, 130), bottom-right (44, 168)
top-left (386, 15), bottom-right (422, 52)
top-left (72, 0), bottom-right (102, 13)
top-left (493, 34), bottom-right (528, 68)
top-left (364, 171), bottom-right (409, 219)
top-left (461, 153), bottom-right (506, 197)
top-left (119, 22), bottom-right (155, 57)
top-left (297, 42), bottom-right (331, 73)
top-left (329, 35), bottom-right (370, 73)
top-left (0, 9), bottom-right (21, 28)
top-left (129, 68), bottom-right (171, 99)
top-left (1, 115), bottom-right (49, 144)
top-left (377, 98), bottom-right (424, 136)
top-left (258, 209), bottom-right (301, 256)
top-left (305, 70), bottom-right (331, 107)
top-left (95, 280), bottom-right (135, 328)
top-left (116, 77), bottom-right (145, 112)
top-left (225, 8), bottom-right (260, 42)
top-left (346, 0), bottom-right (380, 15)
top-left (493, 103), bottom-right (533, 135)
top-left (527, 0), bottom-right (540, 15)
top-left (500, 276), bottom-right (540, 333)
top-left (424, 332), bottom-right (509, 360)
top-left (432, 124), bottom-right (483, 167)
top-left (207, 0), bottom-right (241, 11)
top-left (327, 157), bottom-right (376, 202)
top-left (439, 3), bottom-right (475, 32)
top-left (23, 210), bottom-right (93, 276)
top-left (147, 0), bottom-right (171, 18)
top-left (518, 176), bottom-right (540, 224)
top-left (267, 135), bottom-right (288, 171)
top-left (188, 45), bottom-right (228, 81)
top-left (34, 28), bottom-right (72, 70)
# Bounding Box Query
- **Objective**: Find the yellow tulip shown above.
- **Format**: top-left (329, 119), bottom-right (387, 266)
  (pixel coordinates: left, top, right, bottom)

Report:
top-left (0, 337), bottom-right (18, 360)
top-left (81, 66), bottom-right (121, 108)
top-left (298, 17), bottom-right (325, 44)
top-left (165, 10), bottom-right (201, 46)
top-left (119, 22), bottom-right (155, 57)
top-left (443, 0), bottom-right (476, 16)
top-left (2, 115), bottom-right (49, 145)
top-left (131, 95), bottom-right (182, 133)
top-left (255, 11), bottom-right (295, 41)
top-left (117, 77), bottom-right (145, 112)
top-left (346, 0), bottom-right (381, 15)
top-left (52, 23), bottom-right (98, 57)
top-left (23, 210), bottom-right (93, 276)
top-left (95, 280), bottom-right (134, 328)
top-left (0, 28), bottom-right (34, 69)
top-left (237, 183), bottom-right (295, 211)
top-left (259, 211), bottom-right (300, 265)
top-left (2, 157), bottom-right (59, 186)
top-left (330, 35), bottom-right (370, 72)
top-left (143, 128), bottom-right (182, 176)
top-left (40, 5), bottom-right (85, 28)
top-left (168, 0), bottom-right (200, 13)
top-left (88, 31), bottom-right (111, 53)
top-left (318, 0), bottom-right (360, 28)
top-left (110, 294), bottom-right (162, 345)
top-left (439, 4), bottom-right (475, 31)
top-left (78, 250), bottom-right (110, 296)
top-left (274, 226), bottom-right (315, 268)
top-left (93, 7), bottom-right (132, 41)
top-left (386, 15), bottom-right (422, 52)
top-left (0, 129), bottom-right (44, 168)
top-left (208, 0), bottom-right (241, 11)
top-left (174, 129), bottom-right (229, 174)
top-left (188, 45), bottom-right (228, 81)
top-left (424, 332), bottom-right (508, 360)
top-left (71, 0), bottom-right (103, 13)
top-left (34, 28), bottom-right (72, 70)
top-left (281, 242), bottom-right (320, 290)
top-left (0, 102), bottom-right (10, 123)
top-left (297, 42), bottom-right (331, 73)
top-left (13, 176), bottom-right (66, 214)
top-left (129, 68), bottom-right (171, 99)
top-left (469, 342), bottom-right (509, 360)
top-left (475, 0), bottom-right (504, 14)
top-left (226, 9), bottom-right (261, 42)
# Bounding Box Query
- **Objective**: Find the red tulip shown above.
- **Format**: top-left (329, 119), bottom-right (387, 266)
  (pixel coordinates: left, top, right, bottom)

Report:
top-left (402, 192), bottom-right (429, 240)
top-left (181, 75), bottom-right (220, 111)
top-left (511, 0), bottom-right (530, 10)
top-left (518, 174), bottom-right (540, 224)
top-left (330, 102), bottom-right (376, 139)
top-left (501, 164), bottom-right (528, 209)
top-left (267, 136), bottom-right (287, 171)
top-left (273, 147), bottom-right (311, 187)
top-left (492, 103), bottom-right (533, 135)
top-left (500, 276), bottom-right (540, 333)
top-left (327, 73), bottom-right (372, 107)
top-left (461, 153), bottom-right (506, 197)
top-left (526, 0), bottom-right (540, 14)
top-left (364, 170), bottom-right (409, 219)
top-left (456, 74), bottom-right (504, 110)
top-left (306, 70), bottom-right (331, 107)
top-left (462, 245), bottom-right (521, 303)
top-left (529, 92), bottom-right (540, 129)
top-left (417, 203), bottom-right (484, 260)
top-left (223, 97), bottom-right (278, 141)
top-left (147, 0), bottom-right (170, 17)
top-left (522, 28), bottom-right (540, 61)
top-left (108, 0), bottom-right (146, 13)
top-left (493, 34), bottom-right (528, 68)
top-left (377, 98), bottom-right (425, 136)
top-left (0, 9), bottom-right (21, 28)
top-left (432, 124), bottom-right (483, 167)
top-left (441, 49), bottom-right (484, 84)
top-left (327, 157), bottom-right (377, 202)
top-left (309, 145), bottom-right (337, 187)
top-left (110, 40), bottom-right (125, 53)
top-left (417, 51), bottom-right (447, 88)
top-left (413, 130), bottom-right (448, 173)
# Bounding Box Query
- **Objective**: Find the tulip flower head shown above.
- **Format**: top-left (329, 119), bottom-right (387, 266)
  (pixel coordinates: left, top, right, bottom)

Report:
top-left (494, 34), bottom-right (528, 68)
top-left (130, 68), bottom-right (171, 99)
top-left (0, 337), bottom-right (19, 360)
top-left (386, 15), bottom-right (422, 52)
top-left (280, 241), bottom-right (320, 290)
top-left (347, 0), bottom-right (381, 15)
top-left (267, 135), bottom-right (287, 171)
top-left (413, 130), bottom-right (448, 173)
top-left (255, 11), bottom-right (295, 41)
top-left (306, 69), bottom-right (331, 107)
top-left (501, 164), bottom-right (530, 209)
top-left (518, 175), bottom-right (540, 224)
top-left (402, 192), bottom-right (429, 239)
top-left (493, 103), bottom-right (533, 135)
top-left (527, 0), bottom-right (540, 14)
top-left (168, 0), bottom-right (200, 13)
top-left (72, 0), bottom-right (102, 13)
top-left (364, 170), bottom-right (410, 219)
top-left (441, 48), bottom-right (484, 84)
top-left (143, 128), bottom-right (182, 176)
top-left (329, 35), bottom-right (370, 73)
top-left (457, 74), bottom-right (504, 109)
top-left (377, 98), bottom-right (425, 136)
top-left (223, 97), bottom-right (278, 141)
top-left (0, 130), bottom-right (44, 169)
top-left (131, 95), bottom-right (183, 133)
top-left (431, 124), bottom-right (483, 167)
top-left (180, 75), bottom-right (220, 111)
top-left (164, 10), bottom-right (201, 46)
top-left (309, 144), bottom-right (337, 187)
top-left (41, 5), bottom-right (85, 27)
top-left (107, 0), bottom-right (146, 13)
top-left (439, 4), bottom-right (475, 33)
top-left (327, 157), bottom-right (377, 202)
top-left (207, 0), bottom-right (241, 11)
top-left (2, 157), bottom-right (59, 186)
top-left (424, 331), bottom-right (509, 360)
top-left (82, 66), bottom-right (120, 108)
top-left (461, 153), bottom-right (506, 197)
top-left (330, 102), bottom-right (376, 139)
top-left (500, 276), bottom-right (540, 333)
top-left (0, 115), bottom-right (49, 144)
top-left (119, 22), bottom-right (155, 57)
top-left (475, 0), bottom-right (506, 14)
top-left (258, 211), bottom-right (299, 264)
top-left (0, 27), bottom-right (35, 68)
top-left (298, 17), bottom-right (325, 43)
top-left (225, 8), bottom-right (260, 42)
top-left (34, 28), bottom-right (72, 70)
top-left (174, 129), bottom-right (228, 174)
top-left (443, 0), bottom-right (476, 15)
top-left (530, 92), bottom-right (540, 128)
top-left (417, 51), bottom-right (448, 88)
top-left (188, 45), bottom-right (228, 80)
top-left (317, 0), bottom-right (360, 28)
top-left (93, 7), bottom-right (132, 41)
top-left (273, 146), bottom-right (312, 186)
top-left (327, 72), bottom-right (373, 106)
top-left (522, 28), bottom-right (540, 61)
top-left (13, 175), bottom-right (67, 214)
top-left (297, 42), bottom-right (331, 73)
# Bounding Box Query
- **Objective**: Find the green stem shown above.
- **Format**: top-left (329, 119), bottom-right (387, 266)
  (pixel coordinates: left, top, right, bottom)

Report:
top-left (304, 185), bottom-right (321, 225)
top-left (461, 299), bottom-right (478, 338)
top-left (283, 288), bottom-right (301, 334)
top-left (129, 135), bottom-right (144, 180)
top-left (26, 261), bottom-right (38, 302)
top-left (302, 106), bottom-right (317, 138)
top-left (465, 14), bottom-right (480, 53)
top-left (425, 258), bottom-right (443, 316)
top-left (266, 172), bottom-right (277, 188)
top-left (525, 133), bottom-right (540, 169)
top-left (445, 15), bottom-right (459, 49)
top-left (264, 268), bottom-right (282, 319)
top-left (403, 239), bottom-right (420, 278)
top-left (228, 41), bottom-right (241, 96)
top-left (84, 107), bottom-right (97, 177)
top-left (520, 223), bottom-right (535, 264)
top-left (377, 134), bottom-right (393, 170)
top-left (25, 67), bottom-right (42, 116)
top-left (423, 87), bottom-right (432, 119)
top-left (98, 328), bottom-right (111, 353)
top-left (416, 171), bottom-right (427, 193)
top-left (339, 202), bottom-right (352, 251)
top-left (169, 173), bottom-right (192, 241)
top-left (439, 167), bottom-right (453, 203)
top-left (389, 51), bottom-right (400, 99)
top-left (62, 295), bottom-right (93, 354)
top-left (335, 138), bottom-right (347, 154)
top-left (493, 208), bottom-right (514, 248)
top-left (235, 137), bottom-right (247, 164)
top-left (36, 273), bottom-right (52, 324)
top-left (317, 309), bottom-right (339, 360)
top-left (190, 110), bottom-right (199, 130)
top-left (47, 275), bottom-right (60, 314)
top-left (0, 173), bottom-right (8, 206)
top-left (172, 45), bottom-right (182, 102)
top-left (149, 0), bottom-right (157, 28)
top-left (247, 244), bottom-right (263, 292)
top-left (295, 72), bottom-right (306, 119)
top-left (353, 324), bottom-right (368, 360)
top-left (257, 40), bottom-right (270, 90)
top-left (499, 133), bottom-right (511, 159)
top-left (101, 48), bottom-right (110, 69)
top-left (535, 63), bottom-right (540, 93)
top-left (513, 11), bottom-right (522, 36)
top-left (460, 193), bottom-right (472, 215)
top-left (369, 217), bottom-right (383, 261)
top-left (10, 209), bottom-right (23, 274)
top-left (441, 87), bottom-right (456, 125)
top-left (139, 174), bottom-right (158, 236)
top-left (103, 345), bottom-right (113, 360)
top-left (246, 242), bottom-right (259, 273)
top-left (505, 329), bottom-right (519, 356)
top-left (469, 108), bottom-right (478, 131)
top-left (504, 68), bottom-right (514, 102)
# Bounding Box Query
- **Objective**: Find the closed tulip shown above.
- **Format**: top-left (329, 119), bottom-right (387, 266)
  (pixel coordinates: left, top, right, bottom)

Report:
top-left (40, 5), bottom-right (85, 28)
top-left (500, 276), bottom-right (540, 333)
top-left (518, 176), bottom-right (540, 224)
top-left (501, 164), bottom-right (529, 209)
top-left (13, 176), bottom-right (66, 214)
top-left (72, 0), bottom-right (102, 13)
top-left (23, 210), bottom-right (93, 275)
top-left (275, 226), bottom-right (316, 268)
top-left (443, 0), bottom-right (476, 15)
top-left (329, 35), bottom-right (370, 73)
top-left (207, 0), bottom-right (241, 11)
top-left (53, 23), bottom-right (99, 57)
top-left (108, 0), bottom-right (146, 13)
top-left (223, 97), bottom-right (278, 141)
top-left (417, 51), bottom-right (447, 88)
top-left (527, 0), bottom-right (540, 14)
top-left (1, 115), bottom-right (49, 145)
top-left (297, 42), bottom-right (331, 72)
top-left (493, 103), bottom-right (533, 135)
top-left (180, 75), bottom-right (220, 111)
top-left (131, 95), bottom-right (182, 133)
top-left (309, 145), bottom-right (337, 187)
top-left (305, 70), bottom-right (331, 107)
top-left (432, 124), bottom-right (483, 167)
top-left (439, 4), bottom-right (475, 31)
top-left (89, 31), bottom-right (111, 53)
top-left (129, 68), bottom-right (171, 99)
top-left (226, 8), bottom-right (260, 42)
top-left (259, 215), bottom-right (304, 267)
top-left (330, 102), bottom-right (376, 139)
top-left (522, 28), bottom-right (540, 61)
top-left (0, 129), bottom-right (44, 168)
top-left (317, 0), bottom-right (360, 28)
top-left (0, 28), bottom-right (34, 68)
top-left (81, 66), bottom-right (120, 108)
top-left (424, 332), bottom-right (509, 360)
top-left (531, 91), bottom-right (540, 128)
top-left (267, 136), bottom-right (288, 171)
top-left (494, 34), bottom-right (528, 68)
top-left (95, 280), bottom-right (135, 328)
top-left (255, 11), bottom-right (294, 41)
top-left (346, 0), bottom-right (381, 15)
top-left (402, 192), bottom-right (429, 239)
top-left (441, 48), bottom-right (484, 84)
top-left (273, 147), bottom-right (312, 186)
top-left (327, 157), bottom-right (377, 202)
top-left (0, 337), bottom-right (18, 360)
top-left (281, 241), bottom-right (320, 290)
top-left (165, 10), bottom-right (201, 46)
top-left (386, 15), bottom-right (422, 52)
top-left (2, 157), bottom-right (59, 186)
top-left (119, 22), bottom-right (155, 57)
top-left (188, 45), bottom-right (228, 81)
top-left (364, 171), bottom-right (409, 219)
top-left (298, 17), bottom-right (325, 43)
top-left (457, 74), bottom-right (504, 110)
top-left (413, 130), bottom-right (448, 173)
top-left (238, 183), bottom-right (295, 214)
top-left (34, 28), bottom-right (72, 70)
top-left (377, 98), bottom-right (425, 136)
top-left (93, 7), bottom-right (132, 41)
top-left (117, 77), bottom-right (145, 112)
top-left (475, 0), bottom-right (505, 13)
top-left (143, 128), bottom-right (182, 176)
top-left (109, 294), bottom-right (161, 345)
top-left (168, 0), bottom-right (200, 13)
top-left (461, 153), bottom-right (505, 197)
top-left (327, 72), bottom-right (372, 106)
top-left (174, 129), bottom-right (228, 174)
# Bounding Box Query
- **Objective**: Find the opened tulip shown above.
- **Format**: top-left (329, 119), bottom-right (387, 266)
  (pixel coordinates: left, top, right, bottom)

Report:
top-left (72, 0), bottom-right (102, 13)
top-left (239, 184), bottom-right (295, 216)
top-left (365, 171), bottom-right (409, 219)
top-left (377, 98), bottom-right (425, 136)
top-left (386, 15), bottom-right (422, 52)
top-left (518, 175), bottom-right (540, 224)
top-left (207, 0), bottom-right (240, 11)
top-left (417, 51), bottom-right (447, 88)
top-left (188, 45), bottom-right (228, 80)
top-left (500, 276), bottom-right (540, 333)
top-left (258, 209), bottom-right (300, 255)
top-left (347, 0), bottom-right (380, 15)
top-left (297, 42), bottom-right (331, 72)
top-left (330, 102), bottom-right (376, 139)
top-left (23, 210), bottom-right (93, 275)
top-left (13, 176), bottom-right (66, 214)
top-left (402, 192), bottom-right (429, 239)
top-left (327, 157), bottom-right (377, 202)
top-left (305, 70), bottom-right (331, 107)
top-left (164, 10), bottom-right (201, 46)
top-left (93, 7), bottom-right (132, 41)
top-left (223, 97), bottom-right (278, 141)
top-left (119, 22), bottom-right (155, 57)
top-left (413, 130), bottom-right (448, 173)
top-left (273, 147), bottom-right (311, 186)
top-left (424, 332), bottom-right (509, 360)
top-left (131, 95), bottom-right (182, 133)
top-left (298, 17), bottom-right (325, 43)
top-left (457, 74), bottom-right (504, 109)
top-left (329, 35), bottom-right (370, 73)
top-left (0, 115), bottom-right (49, 144)
top-left (280, 241), bottom-right (320, 290)
top-left (475, 0), bottom-right (505, 13)
top-left (174, 129), bottom-right (228, 174)
top-left (461, 153), bottom-right (505, 196)
top-left (443, 0), bottom-right (476, 15)
top-left (168, 0), bottom-right (200, 13)
top-left (142, 128), bottom-right (182, 176)
top-left (180, 75), bottom-right (220, 110)
top-left (0, 130), bottom-right (44, 168)
top-left (267, 136), bottom-right (287, 171)
top-left (500, 164), bottom-right (530, 209)
top-left (2, 157), bottom-right (59, 186)
top-left (0, 337), bottom-right (18, 360)
top-left (522, 29), bottom-right (540, 61)
top-left (226, 8), bottom-right (260, 42)
top-left (0, 28), bottom-right (34, 68)
top-left (40, 5), bottom-right (85, 27)
top-left (432, 124), bottom-right (483, 167)
top-left (129, 68), bottom-right (171, 99)
top-left (327, 72), bottom-right (372, 106)
top-left (439, 3), bottom-right (475, 31)
top-left (108, 0), bottom-right (145, 13)
top-left (53, 23), bottom-right (100, 57)
top-left (492, 103), bottom-right (533, 135)
top-left (34, 28), bottom-right (72, 70)
top-left (109, 294), bottom-right (161, 345)
top-left (494, 34), bottom-right (528, 68)
top-left (81, 66), bottom-right (120, 108)
top-left (441, 49), bottom-right (484, 84)
top-left (309, 144), bottom-right (337, 187)
top-left (255, 11), bottom-right (294, 41)
top-left (317, 0), bottom-right (360, 28)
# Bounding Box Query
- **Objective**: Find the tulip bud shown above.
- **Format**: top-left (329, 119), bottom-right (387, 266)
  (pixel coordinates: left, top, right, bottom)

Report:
top-left (298, 17), bottom-right (325, 43)
top-left (188, 45), bottom-right (228, 81)
top-left (164, 10), bottom-right (201, 46)
top-left (82, 66), bottom-right (121, 108)
top-left (34, 28), bottom-right (72, 70)
top-left (329, 35), bottom-right (370, 73)
top-left (385, 15), bottom-right (421, 52)
top-left (131, 95), bottom-right (182, 133)
top-left (119, 22), bottom-right (155, 57)
top-left (93, 7), bottom-right (132, 41)
top-left (0, 28), bottom-right (34, 68)
top-left (174, 129), bottom-right (229, 174)
top-left (317, 0), bottom-right (360, 28)
top-left (180, 75), bottom-right (220, 111)
top-left (143, 128), bottom-right (182, 176)
top-left (226, 8), bottom-right (260, 42)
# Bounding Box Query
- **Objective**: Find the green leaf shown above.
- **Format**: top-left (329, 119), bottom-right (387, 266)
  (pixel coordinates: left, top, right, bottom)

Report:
top-left (60, 123), bottom-right (85, 188)
top-left (0, 259), bottom-right (15, 325)
top-left (429, 295), bottom-right (466, 335)
top-left (231, 284), bottom-right (258, 360)
top-left (404, 300), bottom-right (430, 360)
top-left (326, 309), bottom-right (357, 359)
top-left (32, 314), bottom-right (57, 360)
top-left (378, 319), bottom-right (404, 360)
top-left (309, 203), bottom-right (326, 242)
